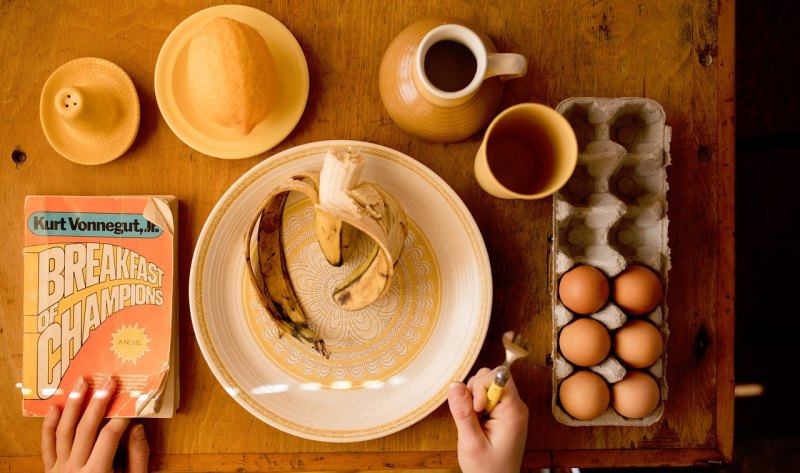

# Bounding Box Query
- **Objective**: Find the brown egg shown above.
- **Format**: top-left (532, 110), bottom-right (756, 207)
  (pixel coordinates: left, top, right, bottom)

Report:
top-left (611, 370), bottom-right (660, 419)
top-left (558, 265), bottom-right (610, 315)
top-left (613, 319), bottom-right (663, 368)
top-left (559, 317), bottom-right (611, 367)
top-left (559, 370), bottom-right (610, 420)
top-left (612, 265), bottom-right (663, 315)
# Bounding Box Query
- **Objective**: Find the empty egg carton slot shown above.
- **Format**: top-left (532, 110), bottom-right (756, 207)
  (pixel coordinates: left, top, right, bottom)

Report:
top-left (558, 98), bottom-right (667, 154)
top-left (560, 164), bottom-right (594, 206)
top-left (561, 104), bottom-right (594, 152)
top-left (554, 193), bottom-right (627, 276)
top-left (559, 144), bottom-right (627, 205)
top-left (608, 101), bottom-right (667, 153)
top-left (608, 203), bottom-right (669, 271)
top-left (609, 156), bottom-right (669, 206)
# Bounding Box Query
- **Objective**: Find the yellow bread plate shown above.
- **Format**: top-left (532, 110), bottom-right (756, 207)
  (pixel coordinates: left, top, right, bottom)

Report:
top-left (154, 5), bottom-right (308, 159)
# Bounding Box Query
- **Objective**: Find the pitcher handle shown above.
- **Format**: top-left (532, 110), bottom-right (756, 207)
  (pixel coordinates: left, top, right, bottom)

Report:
top-left (485, 53), bottom-right (528, 81)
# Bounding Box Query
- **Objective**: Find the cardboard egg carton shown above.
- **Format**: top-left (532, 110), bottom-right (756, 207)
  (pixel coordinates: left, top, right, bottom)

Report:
top-left (550, 97), bottom-right (672, 426)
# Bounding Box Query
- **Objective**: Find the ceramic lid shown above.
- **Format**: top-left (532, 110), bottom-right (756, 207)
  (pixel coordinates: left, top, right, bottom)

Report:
top-left (40, 57), bottom-right (140, 165)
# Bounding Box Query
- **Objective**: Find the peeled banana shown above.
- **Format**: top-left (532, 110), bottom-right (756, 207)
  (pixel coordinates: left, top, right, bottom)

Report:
top-left (315, 149), bottom-right (362, 266)
top-left (327, 183), bottom-right (407, 310)
top-left (244, 147), bottom-right (408, 357)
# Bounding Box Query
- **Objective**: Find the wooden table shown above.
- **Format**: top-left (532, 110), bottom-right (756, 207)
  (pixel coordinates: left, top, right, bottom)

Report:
top-left (0, 0), bottom-right (734, 470)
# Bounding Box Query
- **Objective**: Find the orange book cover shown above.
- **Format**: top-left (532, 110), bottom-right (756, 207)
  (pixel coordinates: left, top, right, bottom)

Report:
top-left (22, 195), bottom-right (178, 417)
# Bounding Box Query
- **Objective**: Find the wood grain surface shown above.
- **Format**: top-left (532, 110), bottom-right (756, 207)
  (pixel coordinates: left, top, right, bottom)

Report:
top-left (0, 0), bottom-right (734, 471)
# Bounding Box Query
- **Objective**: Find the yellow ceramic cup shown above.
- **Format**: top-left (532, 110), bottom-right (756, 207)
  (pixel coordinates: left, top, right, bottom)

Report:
top-left (475, 103), bottom-right (578, 199)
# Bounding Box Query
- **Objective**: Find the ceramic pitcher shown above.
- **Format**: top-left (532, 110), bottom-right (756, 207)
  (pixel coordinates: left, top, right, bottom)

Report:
top-left (379, 17), bottom-right (528, 142)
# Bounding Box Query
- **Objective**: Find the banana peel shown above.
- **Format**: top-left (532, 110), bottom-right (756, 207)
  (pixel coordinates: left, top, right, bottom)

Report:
top-left (245, 178), bottom-right (331, 358)
top-left (244, 148), bottom-right (408, 358)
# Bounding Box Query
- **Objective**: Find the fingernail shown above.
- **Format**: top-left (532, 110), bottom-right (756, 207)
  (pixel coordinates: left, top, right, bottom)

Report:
top-left (133, 423), bottom-right (146, 440)
top-left (46, 405), bottom-right (56, 417)
top-left (100, 375), bottom-right (114, 390)
top-left (92, 376), bottom-right (114, 399)
top-left (448, 382), bottom-right (463, 394)
top-left (72, 377), bottom-right (85, 393)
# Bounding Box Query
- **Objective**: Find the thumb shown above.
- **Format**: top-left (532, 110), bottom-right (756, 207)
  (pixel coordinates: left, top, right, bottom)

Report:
top-left (447, 382), bottom-right (486, 448)
top-left (127, 423), bottom-right (150, 473)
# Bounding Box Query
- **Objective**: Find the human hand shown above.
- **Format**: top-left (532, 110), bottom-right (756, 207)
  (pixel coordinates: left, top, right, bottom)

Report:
top-left (447, 367), bottom-right (529, 473)
top-left (41, 376), bottom-right (150, 473)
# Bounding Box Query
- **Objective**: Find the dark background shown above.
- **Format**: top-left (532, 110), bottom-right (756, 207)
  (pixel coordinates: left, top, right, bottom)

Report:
top-left (587, 1), bottom-right (800, 472)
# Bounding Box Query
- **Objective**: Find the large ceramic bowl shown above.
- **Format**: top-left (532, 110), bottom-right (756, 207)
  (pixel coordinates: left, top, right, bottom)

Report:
top-left (189, 140), bottom-right (491, 441)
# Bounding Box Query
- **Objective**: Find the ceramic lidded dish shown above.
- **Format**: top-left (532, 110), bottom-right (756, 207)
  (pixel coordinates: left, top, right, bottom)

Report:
top-left (551, 97), bottom-right (672, 426)
top-left (40, 57), bottom-right (140, 165)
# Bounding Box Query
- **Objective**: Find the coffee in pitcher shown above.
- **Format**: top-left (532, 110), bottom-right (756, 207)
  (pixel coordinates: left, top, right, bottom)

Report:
top-left (423, 39), bottom-right (478, 93)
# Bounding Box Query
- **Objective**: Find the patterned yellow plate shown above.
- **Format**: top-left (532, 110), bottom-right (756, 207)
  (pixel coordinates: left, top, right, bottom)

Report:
top-left (189, 140), bottom-right (491, 442)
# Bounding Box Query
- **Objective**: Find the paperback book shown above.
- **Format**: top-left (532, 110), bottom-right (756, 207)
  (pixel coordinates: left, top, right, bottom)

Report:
top-left (22, 195), bottom-right (179, 417)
